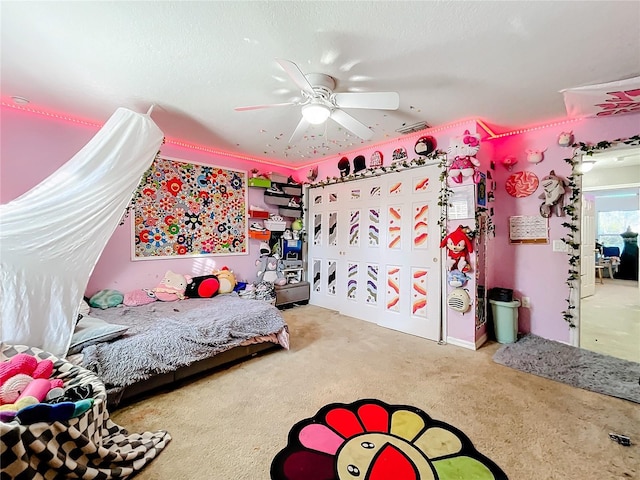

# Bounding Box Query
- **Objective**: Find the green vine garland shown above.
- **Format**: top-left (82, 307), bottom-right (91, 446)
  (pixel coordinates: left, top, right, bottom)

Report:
top-left (437, 155), bottom-right (453, 240)
top-left (309, 149), bottom-right (446, 188)
top-left (560, 133), bottom-right (640, 328)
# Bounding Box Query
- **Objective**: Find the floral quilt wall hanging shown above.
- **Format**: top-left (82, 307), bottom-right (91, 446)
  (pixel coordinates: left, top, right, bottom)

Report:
top-left (132, 157), bottom-right (247, 259)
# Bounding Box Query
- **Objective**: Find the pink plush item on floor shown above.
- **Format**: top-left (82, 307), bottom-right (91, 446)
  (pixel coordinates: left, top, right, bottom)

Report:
top-left (0, 353), bottom-right (58, 405)
top-left (17, 378), bottom-right (64, 403)
top-left (123, 288), bottom-right (158, 307)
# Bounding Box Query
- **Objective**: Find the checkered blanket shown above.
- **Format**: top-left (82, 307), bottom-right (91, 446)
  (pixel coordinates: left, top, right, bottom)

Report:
top-left (0, 344), bottom-right (171, 479)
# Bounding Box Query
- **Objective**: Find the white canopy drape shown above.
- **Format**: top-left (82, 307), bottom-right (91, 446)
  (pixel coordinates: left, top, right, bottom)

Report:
top-left (1, 108), bottom-right (164, 356)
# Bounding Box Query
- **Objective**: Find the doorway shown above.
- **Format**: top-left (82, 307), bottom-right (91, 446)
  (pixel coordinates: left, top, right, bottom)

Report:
top-left (577, 146), bottom-right (640, 363)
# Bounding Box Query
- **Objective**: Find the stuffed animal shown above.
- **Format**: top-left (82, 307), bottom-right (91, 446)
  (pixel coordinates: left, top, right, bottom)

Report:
top-left (526, 148), bottom-right (546, 164)
top-left (0, 353), bottom-right (64, 405)
top-left (447, 269), bottom-right (471, 287)
top-left (153, 270), bottom-right (192, 302)
top-left (447, 130), bottom-right (481, 184)
top-left (558, 131), bottom-right (574, 147)
top-left (185, 275), bottom-right (220, 298)
top-left (440, 225), bottom-right (474, 273)
top-left (213, 266), bottom-right (236, 294)
top-left (123, 288), bottom-right (157, 306)
top-left (538, 170), bottom-right (568, 218)
top-left (255, 243), bottom-right (286, 285)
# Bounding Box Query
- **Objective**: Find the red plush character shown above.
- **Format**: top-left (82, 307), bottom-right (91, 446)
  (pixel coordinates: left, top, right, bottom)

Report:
top-left (440, 225), bottom-right (474, 273)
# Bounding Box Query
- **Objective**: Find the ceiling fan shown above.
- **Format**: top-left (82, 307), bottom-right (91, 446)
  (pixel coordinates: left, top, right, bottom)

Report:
top-left (234, 58), bottom-right (400, 144)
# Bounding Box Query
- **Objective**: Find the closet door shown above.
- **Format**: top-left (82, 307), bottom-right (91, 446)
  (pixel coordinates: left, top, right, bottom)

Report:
top-left (308, 165), bottom-right (442, 341)
top-left (375, 167), bottom-right (441, 340)
top-left (308, 183), bottom-right (347, 312)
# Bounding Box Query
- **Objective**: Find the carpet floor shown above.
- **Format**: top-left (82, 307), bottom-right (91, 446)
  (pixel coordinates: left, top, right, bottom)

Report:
top-left (111, 305), bottom-right (639, 479)
top-left (493, 334), bottom-right (640, 404)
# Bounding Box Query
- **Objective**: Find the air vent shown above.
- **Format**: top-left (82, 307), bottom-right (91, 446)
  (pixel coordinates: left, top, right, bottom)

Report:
top-left (395, 121), bottom-right (430, 135)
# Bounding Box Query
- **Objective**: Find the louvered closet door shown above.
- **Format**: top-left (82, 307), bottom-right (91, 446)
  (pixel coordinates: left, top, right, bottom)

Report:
top-left (308, 165), bottom-right (442, 341)
top-left (308, 183), bottom-right (347, 312)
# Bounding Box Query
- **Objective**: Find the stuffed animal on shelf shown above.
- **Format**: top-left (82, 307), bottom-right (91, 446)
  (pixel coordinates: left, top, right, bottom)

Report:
top-left (440, 225), bottom-right (474, 273)
top-left (255, 242), bottom-right (286, 285)
top-left (153, 270), bottom-right (192, 302)
top-left (446, 130), bottom-right (482, 184)
top-left (538, 170), bottom-right (569, 218)
top-left (0, 353), bottom-right (64, 405)
top-left (213, 266), bottom-right (237, 294)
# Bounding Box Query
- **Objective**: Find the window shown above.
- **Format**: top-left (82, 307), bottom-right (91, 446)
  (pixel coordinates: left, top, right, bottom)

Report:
top-left (597, 210), bottom-right (640, 251)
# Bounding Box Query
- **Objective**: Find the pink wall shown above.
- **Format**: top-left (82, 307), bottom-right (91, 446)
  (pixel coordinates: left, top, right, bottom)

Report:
top-left (485, 113), bottom-right (640, 343)
top-left (5, 104), bottom-right (637, 344)
top-left (1, 106), bottom-right (295, 295)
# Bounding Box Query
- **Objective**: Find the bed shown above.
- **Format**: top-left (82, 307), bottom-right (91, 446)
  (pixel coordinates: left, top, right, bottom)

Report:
top-left (73, 293), bottom-right (289, 408)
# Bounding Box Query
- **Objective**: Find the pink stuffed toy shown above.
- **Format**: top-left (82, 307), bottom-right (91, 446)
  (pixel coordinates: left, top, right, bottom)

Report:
top-left (447, 130), bottom-right (482, 184)
top-left (153, 270), bottom-right (192, 302)
top-left (0, 353), bottom-right (64, 405)
top-left (123, 288), bottom-right (158, 306)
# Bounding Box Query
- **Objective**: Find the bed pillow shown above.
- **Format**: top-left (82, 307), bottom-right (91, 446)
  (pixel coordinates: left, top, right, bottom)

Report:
top-left (68, 316), bottom-right (129, 355)
top-left (89, 289), bottom-right (124, 309)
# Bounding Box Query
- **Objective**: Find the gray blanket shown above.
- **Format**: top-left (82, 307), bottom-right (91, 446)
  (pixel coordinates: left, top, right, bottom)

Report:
top-left (82, 294), bottom-right (287, 393)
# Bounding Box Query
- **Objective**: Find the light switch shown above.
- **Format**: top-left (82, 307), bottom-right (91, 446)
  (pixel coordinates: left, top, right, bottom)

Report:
top-left (552, 240), bottom-right (567, 252)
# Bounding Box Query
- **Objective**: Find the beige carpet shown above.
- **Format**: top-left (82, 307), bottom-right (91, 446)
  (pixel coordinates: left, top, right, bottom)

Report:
top-left (581, 278), bottom-right (640, 363)
top-left (112, 305), bottom-right (639, 479)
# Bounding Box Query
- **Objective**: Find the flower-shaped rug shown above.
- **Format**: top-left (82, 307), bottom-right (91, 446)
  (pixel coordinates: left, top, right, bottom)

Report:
top-left (271, 399), bottom-right (507, 480)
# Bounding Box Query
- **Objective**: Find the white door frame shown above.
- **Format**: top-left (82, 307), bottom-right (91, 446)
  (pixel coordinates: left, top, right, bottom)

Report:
top-left (571, 152), bottom-right (640, 347)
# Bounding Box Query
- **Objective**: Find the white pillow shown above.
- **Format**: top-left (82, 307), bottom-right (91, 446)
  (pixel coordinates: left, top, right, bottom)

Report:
top-left (68, 315), bottom-right (128, 355)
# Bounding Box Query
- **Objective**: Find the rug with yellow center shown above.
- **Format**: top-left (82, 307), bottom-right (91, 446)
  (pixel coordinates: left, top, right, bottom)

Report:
top-left (271, 399), bottom-right (508, 480)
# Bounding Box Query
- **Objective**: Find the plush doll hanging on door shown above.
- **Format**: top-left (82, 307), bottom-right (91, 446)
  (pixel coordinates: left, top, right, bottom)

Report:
top-left (440, 225), bottom-right (474, 273)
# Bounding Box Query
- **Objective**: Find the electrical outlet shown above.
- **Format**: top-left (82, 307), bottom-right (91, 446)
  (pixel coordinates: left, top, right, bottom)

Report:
top-left (522, 297), bottom-right (531, 308)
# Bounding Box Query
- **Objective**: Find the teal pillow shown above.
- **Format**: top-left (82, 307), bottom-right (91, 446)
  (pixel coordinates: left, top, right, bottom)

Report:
top-left (89, 289), bottom-right (124, 309)
top-left (68, 315), bottom-right (128, 355)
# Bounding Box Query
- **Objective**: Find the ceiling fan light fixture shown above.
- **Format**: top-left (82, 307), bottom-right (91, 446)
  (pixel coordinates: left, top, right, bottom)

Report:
top-left (302, 103), bottom-right (331, 124)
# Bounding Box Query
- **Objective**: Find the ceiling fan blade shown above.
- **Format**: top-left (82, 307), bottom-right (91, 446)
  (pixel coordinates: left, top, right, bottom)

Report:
top-left (330, 109), bottom-right (373, 140)
top-left (332, 92), bottom-right (400, 110)
top-left (276, 58), bottom-right (317, 98)
top-left (234, 102), bottom-right (296, 112)
top-left (288, 116), bottom-right (310, 145)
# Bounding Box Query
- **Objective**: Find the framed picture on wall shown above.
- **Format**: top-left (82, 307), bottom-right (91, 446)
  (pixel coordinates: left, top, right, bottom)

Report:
top-left (131, 156), bottom-right (248, 260)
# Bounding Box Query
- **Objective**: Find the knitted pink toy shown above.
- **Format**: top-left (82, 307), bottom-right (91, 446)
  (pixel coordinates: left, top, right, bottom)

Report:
top-left (0, 353), bottom-right (64, 405)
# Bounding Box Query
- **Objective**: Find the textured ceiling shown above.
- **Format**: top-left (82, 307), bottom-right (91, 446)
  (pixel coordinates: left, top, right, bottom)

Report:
top-left (2, 1), bottom-right (639, 167)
